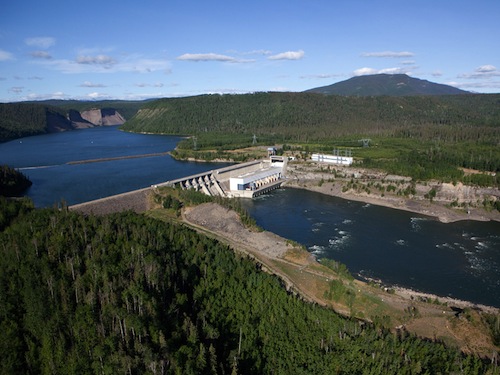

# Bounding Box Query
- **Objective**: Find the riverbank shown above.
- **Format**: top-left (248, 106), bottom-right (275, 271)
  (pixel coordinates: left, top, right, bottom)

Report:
top-left (285, 161), bottom-right (500, 224)
top-left (182, 202), bottom-right (499, 356)
top-left (68, 167), bottom-right (500, 355)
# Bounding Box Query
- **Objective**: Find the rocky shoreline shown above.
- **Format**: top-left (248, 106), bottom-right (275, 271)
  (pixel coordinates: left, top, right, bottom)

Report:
top-left (285, 162), bottom-right (500, 224)
top-left (69, 162), bottom-right (500, 312)
top-left (68, 169), bottom-right (499, 353)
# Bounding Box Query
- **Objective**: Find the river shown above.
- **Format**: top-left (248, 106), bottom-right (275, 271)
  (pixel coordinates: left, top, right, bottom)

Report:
top-left (240, 188), bottom-right (500, 308)
top-left (2, 126), bottom-right (499, 307)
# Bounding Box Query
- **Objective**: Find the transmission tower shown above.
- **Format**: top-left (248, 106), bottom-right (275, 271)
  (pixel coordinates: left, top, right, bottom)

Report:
top-left (359, 138), bottom-right (371, 147)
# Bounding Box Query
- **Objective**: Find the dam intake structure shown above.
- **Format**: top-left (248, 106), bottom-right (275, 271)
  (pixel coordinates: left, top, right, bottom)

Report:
top-left (154, 156), bottom-right (288, 198)
top-left (70, 156), bottom-right (288, 216)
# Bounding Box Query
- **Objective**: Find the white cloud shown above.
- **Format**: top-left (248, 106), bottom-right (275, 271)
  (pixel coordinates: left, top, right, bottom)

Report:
top-left (447, 80), bottom-right (500, 90)
top-left (135, 82), bottom-right (164, 88)
top-left (353, 67), bottom-right (378, 76)
top-left (177, 53), bottom-right (232, 62)
top-left (76, 54), bottom-right (116, 66)
top-left (36, 54), bottom-right (170, 74)
top-left (432, 70), bottom-right (443, 77)
top-left (361, 51), bottom-right (414, 58)
top-left (450, 65), bottom-right (500, 92)
top-left (0, 49), bottom-right (14, 61)
top-left (476, 65), bottom-right (496, 73)
top-left (242, 49), bottom-right (272, 56)
top-left (25, 37), bottom-right (55, 49)
top-left (8, 87), bottom-right (24, 94)
top-left (177, 53), bottom-right (254, 63)
top-left (269, 86), bottom-right (290, 92)
top-left (122, 58), bottom-right (172, 73)
top-left (87, 92), bottom-right (109, 99)
top-left (31, 50), bottom-right (52, 59)
top-left (268, 50), bottom-right (305, 61)
top-left (353, 67), bottom-right (411, 76)
top-left (458, 65), bottom-right (500, 79)
top-left (80, 81), bottom-right (106, 88)
top-left (21, 91), bottom-right (69, 101)
top-left (300, 73), bottom-right (341, 79)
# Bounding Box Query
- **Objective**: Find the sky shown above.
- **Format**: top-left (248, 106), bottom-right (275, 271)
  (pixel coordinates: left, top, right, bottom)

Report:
top-left (1, 0), bottom-right (499, 102)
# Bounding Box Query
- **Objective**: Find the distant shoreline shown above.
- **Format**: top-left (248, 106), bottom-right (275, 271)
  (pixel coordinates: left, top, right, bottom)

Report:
top-left (284, 163), bottom-right (500, 224)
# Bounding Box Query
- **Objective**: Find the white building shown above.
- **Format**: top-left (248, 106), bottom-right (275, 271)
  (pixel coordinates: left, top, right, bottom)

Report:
top-left (229, 166), bottom-right (283, 192)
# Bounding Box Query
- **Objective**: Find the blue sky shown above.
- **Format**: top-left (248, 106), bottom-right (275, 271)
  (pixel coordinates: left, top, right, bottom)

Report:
top-left (1, 0), bottom-right (499, 102)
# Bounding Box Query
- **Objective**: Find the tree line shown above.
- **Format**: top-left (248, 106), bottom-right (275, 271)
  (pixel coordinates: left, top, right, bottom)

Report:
top-left (121, 92), bottom-right (500, 185)
top-left (0, 103), bottom-right (61, 142)
top-left (0, 165), bottom-right (32, 196)
top-left (0, 198), bottom-right (495, 374)
top-left (0, 100), bottom-right (144, 142)
top-left (122, 92), bottom-right (500, 144)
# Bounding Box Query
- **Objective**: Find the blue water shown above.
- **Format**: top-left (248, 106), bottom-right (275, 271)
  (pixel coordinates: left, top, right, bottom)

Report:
top-left (2, 127), bottom-right (499, 307)
top-left (241, 188), bottom-right (500, 307)
top-left (0, 126), bottom-right (230, 207)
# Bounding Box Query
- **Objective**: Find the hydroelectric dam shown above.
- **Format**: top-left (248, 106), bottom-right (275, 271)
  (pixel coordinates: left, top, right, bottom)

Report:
top-left (154, 155), bottom-right (288, 198)
top-left (70, 156), bottom-right (288, 215)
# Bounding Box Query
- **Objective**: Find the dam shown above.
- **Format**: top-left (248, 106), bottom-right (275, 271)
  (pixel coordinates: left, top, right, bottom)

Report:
top-left (154, 155), bottom-right (288, 198)
top-left (70, 155), bottom-right (287, 215)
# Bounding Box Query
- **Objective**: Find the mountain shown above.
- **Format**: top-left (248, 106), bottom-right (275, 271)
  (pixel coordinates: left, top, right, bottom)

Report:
top-left (306, 74), bottom-right (470, 96)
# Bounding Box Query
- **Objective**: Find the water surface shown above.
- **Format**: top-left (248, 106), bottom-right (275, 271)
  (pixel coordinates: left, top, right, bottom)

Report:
top-left (2, 127), bottom-right (499, 307)
top-left (241, 188), bottom-right (500, 307)
top-left (1, 126), bottom-right (229, 207)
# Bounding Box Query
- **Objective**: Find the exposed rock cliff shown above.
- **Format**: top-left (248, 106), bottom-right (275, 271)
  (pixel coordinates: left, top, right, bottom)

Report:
top-left (46, 110), bottom-right (74, 132)
top-left (80, 108), bottom-right (126, 126)
top-left (67, 109), bottom-right (95, 129)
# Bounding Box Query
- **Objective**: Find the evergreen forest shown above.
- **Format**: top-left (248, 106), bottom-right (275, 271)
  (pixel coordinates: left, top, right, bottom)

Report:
top-left (122, 92), bottom-right (500, 143)
top-left (0, 165), bottom-right (32, 196)
top-left (0, 103), bottom-right (68, 142)
top-left (121, 92), bottom-right (500, 185)
top-left (0, 100), bottom-right (144, 142)
top-left (0, 198), bottom-right (495, 374)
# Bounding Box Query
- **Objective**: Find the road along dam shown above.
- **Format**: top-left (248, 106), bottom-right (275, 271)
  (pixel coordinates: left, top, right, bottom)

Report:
top-left (70, 156), bottom-right (288, 215)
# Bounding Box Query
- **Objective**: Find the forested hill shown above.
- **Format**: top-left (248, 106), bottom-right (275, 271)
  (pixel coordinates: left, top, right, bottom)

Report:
top-left (34, 99), bottom-right (147, 122)
top-left (0, 102), bottom-right (72, 142)
top-left (121, 92), bottom-right (500, 142)
top-left (0, 100), bottom-right (144, 142)
top-left (0, 199), bottom-right (492, 374)
top-left (306, 74), bottom-right (470, 96)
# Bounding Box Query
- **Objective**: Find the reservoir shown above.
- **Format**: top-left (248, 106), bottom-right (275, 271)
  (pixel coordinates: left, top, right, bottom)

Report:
top-left (2, 126), bottom-right (499, 307)
top-left (1, 126), bottom-right (229, 207)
